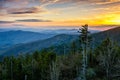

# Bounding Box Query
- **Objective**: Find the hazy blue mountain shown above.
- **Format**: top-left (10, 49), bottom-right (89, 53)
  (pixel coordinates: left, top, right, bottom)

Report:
top-left (1, 34), bottom-right (78, 56)
top-left (1, 27), bottom-right (120, 56)
top-left (32, 29), bottom-right (100, 35)
top-left (0, 29), bottom-right (10, 32)
top-left (0, 28), bottom-right (99, 48)
top-left (0, 27), bottom-right (100, 34)
top-left (0, 30), bottom-right (55, 49)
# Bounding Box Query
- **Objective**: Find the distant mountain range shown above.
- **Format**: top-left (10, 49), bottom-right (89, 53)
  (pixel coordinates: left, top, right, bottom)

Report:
top-left (0, 28), bottom-right (99, 48)
top-left (0, 29), bottom-right (9, 32)
top-left (0, 34), bottom-right (78, 56)
top-left (31, 29), bottom-right (99, 34)
top-left (1, 27), bottom-right (120, 56)
top-left (0, 30), bottom-right (54, 50)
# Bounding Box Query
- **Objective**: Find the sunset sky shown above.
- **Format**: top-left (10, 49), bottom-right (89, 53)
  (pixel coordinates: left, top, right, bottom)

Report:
top-left (0, 0), bottom-right (120, 28)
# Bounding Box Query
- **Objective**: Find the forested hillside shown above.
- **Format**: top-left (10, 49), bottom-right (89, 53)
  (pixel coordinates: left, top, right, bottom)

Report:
top-left (92, 26), bottom-right (120, 46)
top-left (0, 25), bottom-right (120, 80)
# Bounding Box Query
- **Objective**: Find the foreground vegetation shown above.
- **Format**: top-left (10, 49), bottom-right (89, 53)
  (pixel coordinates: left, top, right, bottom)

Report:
top-left (0, 25), bottom-right (120, 80)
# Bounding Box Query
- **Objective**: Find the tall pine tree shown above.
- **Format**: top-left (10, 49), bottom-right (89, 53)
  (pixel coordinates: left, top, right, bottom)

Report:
top-left (78, 24), bottom-right (92, 80)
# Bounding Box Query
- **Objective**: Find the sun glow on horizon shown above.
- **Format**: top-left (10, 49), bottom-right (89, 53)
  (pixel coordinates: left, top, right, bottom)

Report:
top-left (0, 0), bottom-right (120, 28)
top-left (103, 17), bottom-right (120, 25)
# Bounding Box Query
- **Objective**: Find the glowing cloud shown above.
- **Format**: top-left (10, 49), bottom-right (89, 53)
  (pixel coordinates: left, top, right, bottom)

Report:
top-left (0, 0), bottom-right (120, 28)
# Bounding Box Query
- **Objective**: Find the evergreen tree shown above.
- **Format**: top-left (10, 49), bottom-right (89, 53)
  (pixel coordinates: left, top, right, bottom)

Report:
top-left (97, 38), bottom-right (120, 80)
top-left (78, 24), bottom-right (92, 80)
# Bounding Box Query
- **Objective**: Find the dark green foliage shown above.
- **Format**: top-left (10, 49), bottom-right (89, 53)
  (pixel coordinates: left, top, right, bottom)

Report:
top-left (93, 38), bottom-right (120, 80)
top-left (0, 37), bottom-right (120, 80)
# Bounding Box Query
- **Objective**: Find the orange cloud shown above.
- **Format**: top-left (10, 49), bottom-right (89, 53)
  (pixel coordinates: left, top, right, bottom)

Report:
top-left (0, 0), bottom-right (120, 27)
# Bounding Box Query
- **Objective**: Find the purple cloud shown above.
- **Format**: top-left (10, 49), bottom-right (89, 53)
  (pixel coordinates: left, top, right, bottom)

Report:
top-left (16, 19), bottom-right (52, 22)
top-left (8, 7), bottom-right (43, 14)
top-left (0, 21), bottom-right (14, 24)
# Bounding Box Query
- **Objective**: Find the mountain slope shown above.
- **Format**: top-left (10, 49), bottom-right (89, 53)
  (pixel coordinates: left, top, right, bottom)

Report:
top-left (1, 27), bottom-right (120, 56)
top-left (1, 34), bottom-right (78, 56)
top-left (92, 26), bottom-right (120, 46)
top-left (0, 30), bottom-right (54, 49)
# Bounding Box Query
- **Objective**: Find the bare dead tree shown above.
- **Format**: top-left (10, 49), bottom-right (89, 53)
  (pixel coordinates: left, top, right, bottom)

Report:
top-left (50, 59), bottom-right (60, 80)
